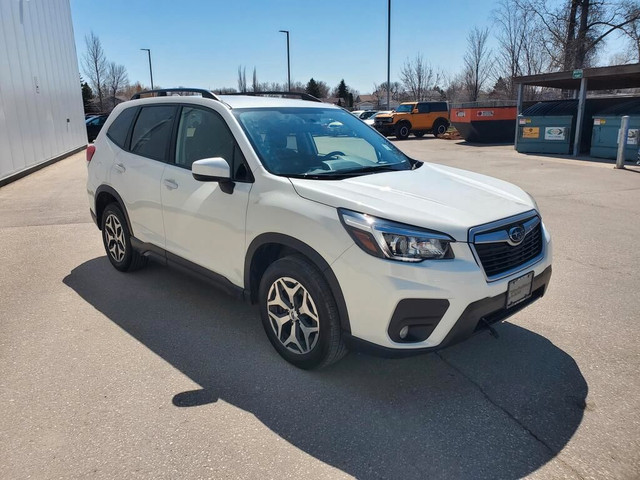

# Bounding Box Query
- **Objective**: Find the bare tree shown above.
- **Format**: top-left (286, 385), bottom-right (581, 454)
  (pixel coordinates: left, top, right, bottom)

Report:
top-left (527, 0), bottom-right (640, 70)
top-left (237, 66), bottom-right (247, 93)
top-left (252, 67), bottom-right (260, 92)
top-left (463, 27), bottom-right (493, 101)
top-left (106, 62), bottom-right (128, 110)
top-left (315, 80), bottom-right (330, 98)
top-left (621, 0), bottom-right (640, 62)
top-left (399, 54), bottom-right (440, 101)
top-left (373, 81), bottom-right (406, 106)
top-left (83, 32), bottom-right (107, 111)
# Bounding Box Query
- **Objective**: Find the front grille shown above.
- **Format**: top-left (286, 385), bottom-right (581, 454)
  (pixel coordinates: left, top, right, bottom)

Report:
top-left (473, 219), bottom-right (543, 278)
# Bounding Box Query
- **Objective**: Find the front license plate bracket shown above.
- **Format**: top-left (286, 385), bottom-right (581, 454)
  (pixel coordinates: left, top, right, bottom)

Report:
top-left (506, 271), bottom-right (534, 308)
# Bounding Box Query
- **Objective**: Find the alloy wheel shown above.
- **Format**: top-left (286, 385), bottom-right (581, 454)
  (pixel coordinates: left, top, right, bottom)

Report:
top-left (266, 276), bottom-right (320, 354)
top-left (104, 213), bottom-right (126, 262)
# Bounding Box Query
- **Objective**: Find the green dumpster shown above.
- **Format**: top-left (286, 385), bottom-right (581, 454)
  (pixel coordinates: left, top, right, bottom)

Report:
top-left (590, 100), bottom-right (640, 161)
top-left (516, 101), bottom-right (576, 155)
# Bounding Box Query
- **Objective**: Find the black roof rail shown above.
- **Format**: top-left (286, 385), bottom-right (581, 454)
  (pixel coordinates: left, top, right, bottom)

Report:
top-left (220, 91), bottom-right (322, 103)
top-left (130, 88), bottom-right (220, 101)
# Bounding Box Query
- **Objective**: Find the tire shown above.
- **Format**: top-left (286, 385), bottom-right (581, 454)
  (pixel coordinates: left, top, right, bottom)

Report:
top-left (101, 203), bottom-right (147, 272)
top-left (414, 131), bottom-right (425, 138)
top-left (258, 255), bottom-right (347, 369)
top-left (395, 122), bottom-right (411, 140)
top-left (433, 119), bottom-right (449, 137)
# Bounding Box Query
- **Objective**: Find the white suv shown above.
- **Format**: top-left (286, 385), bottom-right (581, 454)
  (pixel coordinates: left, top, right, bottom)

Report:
top-left (86, 89), bottom-right (552, 369)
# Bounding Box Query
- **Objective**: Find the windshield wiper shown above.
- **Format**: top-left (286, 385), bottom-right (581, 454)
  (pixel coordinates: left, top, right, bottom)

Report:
top-left (282, 164), bottom-right (408, 180)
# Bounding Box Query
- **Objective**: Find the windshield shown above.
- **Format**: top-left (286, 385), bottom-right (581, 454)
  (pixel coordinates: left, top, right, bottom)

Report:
top-left (395, 104), bottom-right (414, 113)
top-left (234, 107), bottom-right (413, 179)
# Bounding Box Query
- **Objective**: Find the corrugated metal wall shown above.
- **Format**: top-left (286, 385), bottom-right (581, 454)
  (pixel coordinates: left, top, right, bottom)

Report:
top-left (0, 0), bottom-right (86, 182)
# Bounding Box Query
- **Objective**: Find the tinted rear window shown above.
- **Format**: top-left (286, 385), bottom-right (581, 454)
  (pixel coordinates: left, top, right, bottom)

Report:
top-left (106, 107), bottom-right (137, 148)
top-left (130, 106), bottom-right (177, 162)
top-left (431, 102), bottom-right (448, 112)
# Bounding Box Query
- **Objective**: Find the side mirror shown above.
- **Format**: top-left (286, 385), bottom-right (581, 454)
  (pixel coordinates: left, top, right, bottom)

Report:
top-left (192, 157), bottom-right (235, 193)
top-left (412, 109), bottom-right (419, 114)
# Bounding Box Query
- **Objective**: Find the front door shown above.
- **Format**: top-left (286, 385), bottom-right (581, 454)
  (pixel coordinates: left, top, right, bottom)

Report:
top-left (160, 105), bottom-right (252, 287)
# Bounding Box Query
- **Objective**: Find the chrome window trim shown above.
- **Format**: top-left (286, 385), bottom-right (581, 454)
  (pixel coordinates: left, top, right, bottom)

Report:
top-left (468, 210), bottom-right (545, 282)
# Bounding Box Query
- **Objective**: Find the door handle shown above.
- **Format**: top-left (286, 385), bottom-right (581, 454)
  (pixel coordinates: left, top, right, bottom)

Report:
top-left (163, 179), bottom-right (178, 190)
top-left (114, 163), bottom-right (126, 173)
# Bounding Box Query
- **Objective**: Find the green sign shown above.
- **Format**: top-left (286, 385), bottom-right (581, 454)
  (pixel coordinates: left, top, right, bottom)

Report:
top-left (572, 69), bottom-right (583, 79)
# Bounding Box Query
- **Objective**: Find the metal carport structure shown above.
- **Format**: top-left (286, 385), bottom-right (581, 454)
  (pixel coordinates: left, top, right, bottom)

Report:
top-left (513, 63), bottom-right (640, 156)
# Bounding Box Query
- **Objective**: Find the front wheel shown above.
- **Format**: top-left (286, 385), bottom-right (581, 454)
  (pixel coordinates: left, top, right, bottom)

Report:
top-left (259, 255), bottom-right (347, 369)
top-left (395, 122), bottom-right (411, 140)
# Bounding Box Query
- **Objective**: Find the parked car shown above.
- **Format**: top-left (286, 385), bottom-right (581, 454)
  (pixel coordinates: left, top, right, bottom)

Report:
top-left (351, 110), bottom-right (376, 120)
top-left (364, 111), bottom-right (392, 127)
top-left (374, 101), bottom-right (450, 139)
top-left (86, 114), bottom-right (109, 142)
top-left (87, 89), bottom-right (552, 369)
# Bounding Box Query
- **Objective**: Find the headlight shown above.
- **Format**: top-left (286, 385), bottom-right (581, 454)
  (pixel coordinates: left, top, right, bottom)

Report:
top-left (338, 209), bottom-right (454, 262)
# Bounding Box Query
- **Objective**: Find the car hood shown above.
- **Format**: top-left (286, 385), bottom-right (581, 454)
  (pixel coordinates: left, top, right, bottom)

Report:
top-left (289, 163), bottom-right (535, 241)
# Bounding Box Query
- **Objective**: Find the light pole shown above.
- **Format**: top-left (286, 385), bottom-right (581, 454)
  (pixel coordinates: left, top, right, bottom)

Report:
top-left (279, 30), bottom-right (291, 91)
top-left (140, 48), bottom-right (154, 90)
top-left (387, 0), bottom-right (391, 110)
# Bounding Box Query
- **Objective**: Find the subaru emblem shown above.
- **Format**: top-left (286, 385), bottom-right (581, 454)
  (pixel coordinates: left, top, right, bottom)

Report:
top-left (508, 225), bottom-right (525, 245)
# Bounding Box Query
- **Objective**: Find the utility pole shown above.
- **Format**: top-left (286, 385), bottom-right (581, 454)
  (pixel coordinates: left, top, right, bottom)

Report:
top-left (140, 48), bottom-right (154, 89)
top-left (279, 30), bottom-right (291, 91)
top-left (387, 0), bottom-right (391, 110)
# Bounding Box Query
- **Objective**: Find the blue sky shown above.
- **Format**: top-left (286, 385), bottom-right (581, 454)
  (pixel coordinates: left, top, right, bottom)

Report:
top-left (69, 0), bottom-right (627, 94)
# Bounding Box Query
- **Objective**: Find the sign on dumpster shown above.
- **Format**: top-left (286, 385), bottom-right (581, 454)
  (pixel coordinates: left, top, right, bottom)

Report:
top-left (617, 129), bottom-right (639, 145)
top-left (522, 127), bottom-right (540, 139)
top-left (544, 127), bottom-right (566, 141)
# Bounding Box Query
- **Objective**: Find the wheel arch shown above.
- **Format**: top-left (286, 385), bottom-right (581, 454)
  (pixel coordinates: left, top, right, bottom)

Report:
top-left (95, 185), bottom-right (133, 234)
top-left (245, 233), bottom-right (351, 333)
top-left (433, 117), bottom-right (449, 127)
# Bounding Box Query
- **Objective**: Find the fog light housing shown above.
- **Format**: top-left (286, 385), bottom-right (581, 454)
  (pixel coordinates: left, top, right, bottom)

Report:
top-left (399, 326), bottom-right (409, 339)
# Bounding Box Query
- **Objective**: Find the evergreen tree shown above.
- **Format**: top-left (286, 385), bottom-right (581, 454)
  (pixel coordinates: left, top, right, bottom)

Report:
top-left (306, 78), bottom-right (321, 98)
top-left (81, 82), bottom-right (93, 112)
top-left (337, 79), bottom-right (348, 100)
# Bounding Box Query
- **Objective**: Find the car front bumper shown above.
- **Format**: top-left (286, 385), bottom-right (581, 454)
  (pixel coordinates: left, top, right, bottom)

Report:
top-left (330, 225), bottom-right (553, 353)
top-left (374, 124), bottom-right (394, 135)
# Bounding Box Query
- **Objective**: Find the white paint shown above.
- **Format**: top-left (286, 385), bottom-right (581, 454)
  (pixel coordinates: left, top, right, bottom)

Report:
top-left (0, 0), bottom-right (86, 182)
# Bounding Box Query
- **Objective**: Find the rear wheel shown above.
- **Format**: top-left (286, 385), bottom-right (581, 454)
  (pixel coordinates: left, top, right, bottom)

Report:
top-left (101, 203), bottom-right (147, 272)
top-left (259, 255), bottom-right (347, 369)
top-left (395, 122), bottom-right (411, 140)
top-left (433, 119), bottom-right (449, 137)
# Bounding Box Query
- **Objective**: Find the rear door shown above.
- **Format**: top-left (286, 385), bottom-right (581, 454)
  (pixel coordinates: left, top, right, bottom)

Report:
top-left (110, 105), bottom-right (178, 248)
top-left (160, 104), bottom-right (253, 287)
top-left (415, 102), bottom-right (431, 130)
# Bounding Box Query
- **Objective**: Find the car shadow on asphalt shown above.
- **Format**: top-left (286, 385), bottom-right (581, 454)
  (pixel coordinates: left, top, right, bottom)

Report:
top-left (63, 257), bottom-right (587, 480)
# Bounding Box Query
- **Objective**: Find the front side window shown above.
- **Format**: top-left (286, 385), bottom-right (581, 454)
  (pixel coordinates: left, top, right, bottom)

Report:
top-left (417, 103), bottom-right (431, 113)
top-left (175, 106), bottom-right (251, 181)
top-left (395, 104), bottom-right (414, 113)
top-left (130, 106), bottom-right (177, 161)
top-left (234, 107), bottom-right (414, 179)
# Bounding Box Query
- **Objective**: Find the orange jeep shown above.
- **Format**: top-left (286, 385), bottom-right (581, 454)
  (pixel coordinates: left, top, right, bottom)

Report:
top-left (374, 101), bottom-right (450, 139)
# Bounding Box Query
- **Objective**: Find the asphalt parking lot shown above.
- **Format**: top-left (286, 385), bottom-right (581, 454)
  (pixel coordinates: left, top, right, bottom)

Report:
top-left (1, 139), bottom-right (639, 479)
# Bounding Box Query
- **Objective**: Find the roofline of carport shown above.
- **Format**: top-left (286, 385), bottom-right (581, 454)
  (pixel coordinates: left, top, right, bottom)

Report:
top-left (513, 64), bottom-right (640, 156)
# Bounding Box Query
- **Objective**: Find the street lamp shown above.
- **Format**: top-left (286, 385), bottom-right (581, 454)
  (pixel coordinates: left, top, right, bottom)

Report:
top-left (140, 48), bottom-right (154, 90)
top-left (387, 0), bottom-right (391, 110)
top-left (278, 30), bottom-right (291, 91)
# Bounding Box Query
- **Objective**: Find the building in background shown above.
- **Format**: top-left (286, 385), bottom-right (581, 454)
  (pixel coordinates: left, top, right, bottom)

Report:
top-left (0, 0), bottom-right (86, 185)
